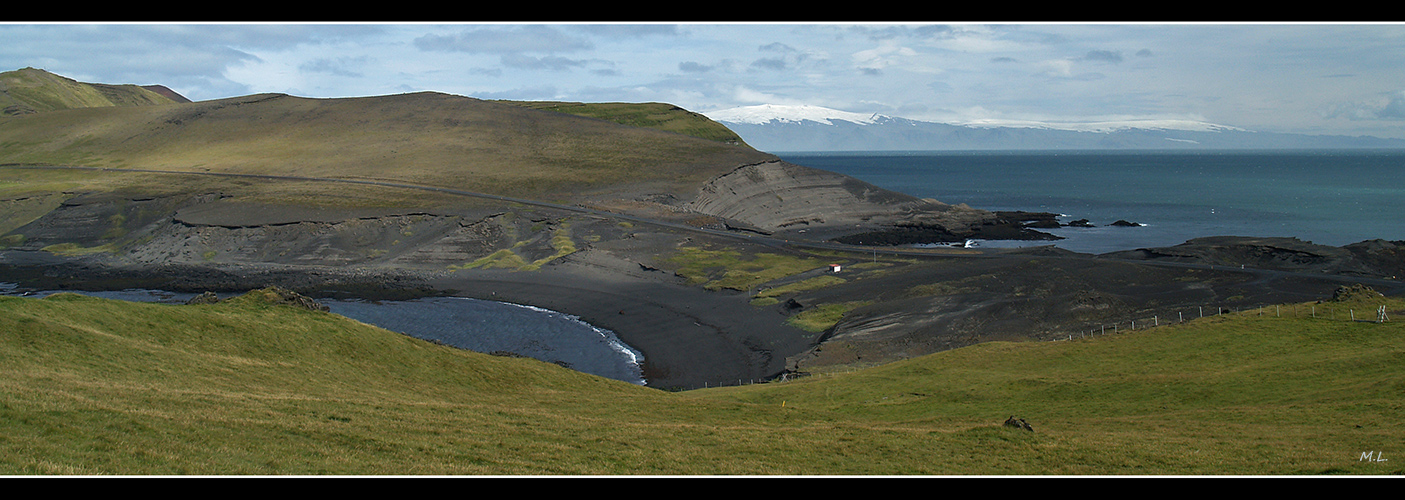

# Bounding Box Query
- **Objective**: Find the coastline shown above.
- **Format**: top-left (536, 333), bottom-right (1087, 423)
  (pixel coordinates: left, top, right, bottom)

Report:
top-left (422, 248), bottom-right (813, 391)
top-left (0, 252), bottom-right (806, 392)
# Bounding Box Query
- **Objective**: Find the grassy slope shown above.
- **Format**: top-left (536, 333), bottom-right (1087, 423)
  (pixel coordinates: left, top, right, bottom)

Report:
top-left (501, 100), bottom-right (750, 146)
top-left (3, 289), bottom-right (1400, 475)
top-left (0, 91), bottom-right (771, 204)
top-left (1, 68), bottom-right (178, 115)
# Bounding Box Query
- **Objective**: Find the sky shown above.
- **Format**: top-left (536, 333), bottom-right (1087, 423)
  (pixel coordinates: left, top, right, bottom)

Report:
top-left (4, 22), bottom-right (1405, 139)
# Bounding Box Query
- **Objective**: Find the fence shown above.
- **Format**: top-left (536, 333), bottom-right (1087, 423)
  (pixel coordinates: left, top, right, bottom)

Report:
top-left (1056, 301), bottom-right (1394, 342)
top-left (670, 301), bottom-right (1396, 391)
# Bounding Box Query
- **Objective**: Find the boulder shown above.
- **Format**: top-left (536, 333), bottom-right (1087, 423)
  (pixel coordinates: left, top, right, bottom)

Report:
top-left (185, 291), bottom-right (221, 305)
top-left (1003, 415), bottom-right (1034, 432)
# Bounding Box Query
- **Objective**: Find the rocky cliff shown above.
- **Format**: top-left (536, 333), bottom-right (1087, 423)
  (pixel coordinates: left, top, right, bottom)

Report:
top-left (682, 159), bottom-right (995, 237)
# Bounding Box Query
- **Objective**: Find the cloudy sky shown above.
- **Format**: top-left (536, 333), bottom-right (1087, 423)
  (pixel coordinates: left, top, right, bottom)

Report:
top-left (4, 22), bottom-right (1405, 139)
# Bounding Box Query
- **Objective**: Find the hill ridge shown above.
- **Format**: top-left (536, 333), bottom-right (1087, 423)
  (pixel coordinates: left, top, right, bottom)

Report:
top-left (1, 67), bottom-right (186, 116)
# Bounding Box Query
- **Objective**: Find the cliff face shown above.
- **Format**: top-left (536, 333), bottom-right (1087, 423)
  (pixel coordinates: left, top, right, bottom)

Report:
top-left (683, 159), bottom-right (989, 235)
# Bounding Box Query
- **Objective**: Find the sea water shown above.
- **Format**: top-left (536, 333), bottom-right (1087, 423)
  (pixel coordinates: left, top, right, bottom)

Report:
top-left (0, 286), bottom-right (646, 385)
top-left (323, 297), bottom-right (645, 385)
top-left (780, 150), bottom-right (1405, 255)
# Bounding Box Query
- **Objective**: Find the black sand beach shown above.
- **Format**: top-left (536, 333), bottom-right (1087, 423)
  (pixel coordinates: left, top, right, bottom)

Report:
top-left (424, 247), bottom-right (813, 391)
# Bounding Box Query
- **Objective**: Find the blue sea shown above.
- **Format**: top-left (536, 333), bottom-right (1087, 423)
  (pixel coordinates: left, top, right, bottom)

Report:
top-left (780, 150), bottom-right (1405, 255)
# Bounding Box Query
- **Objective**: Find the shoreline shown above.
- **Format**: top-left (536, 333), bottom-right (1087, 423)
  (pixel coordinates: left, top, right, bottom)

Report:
top-left (5, 231), bottom-right (1401, 390)
top-left (422, 256), bottom-right (812, 391)
top-left (0, 249), bottom-right (810, 391)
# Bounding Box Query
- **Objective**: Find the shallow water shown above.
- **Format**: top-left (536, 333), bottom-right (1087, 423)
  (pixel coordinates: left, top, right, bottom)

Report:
top-left (323, 297), bottom-right (644, 385)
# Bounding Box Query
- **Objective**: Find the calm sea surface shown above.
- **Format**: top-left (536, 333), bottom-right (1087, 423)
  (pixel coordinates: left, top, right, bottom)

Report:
top-left (780, 150), bottom-right (1405, 254)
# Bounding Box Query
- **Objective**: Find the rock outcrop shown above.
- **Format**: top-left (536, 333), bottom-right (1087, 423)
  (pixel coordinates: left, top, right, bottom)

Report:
top-left (683, 159), bottom-right (995, 238)
top-left (1102, 236), bottom-right (1403, 278)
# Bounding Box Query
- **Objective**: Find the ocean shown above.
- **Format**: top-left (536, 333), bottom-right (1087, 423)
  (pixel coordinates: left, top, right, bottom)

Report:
top-left (780, 150), bottom-right (1405, 255)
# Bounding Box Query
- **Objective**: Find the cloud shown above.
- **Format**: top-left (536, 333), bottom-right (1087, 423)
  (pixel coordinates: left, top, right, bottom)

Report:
top-left (500, 54), bottom-right (589, 71)
top-left (1324, 90), bottom-right (1405, 121)
top-left (852, 42), bottom-right (917, 73)
top-left (759, 42), bottom-right (799, 54)
top-left (1081, 50), bottom-right (1123, 63)
top-left (678, 61), bottom-right (712, 73)
top-left (1036, 59), bottom-right (1075, 78)
top-left (299, 56), bottom-right (370, 77)
top-left (414, 25), bottom-right (592, 54)
top-left (750, 57), bottom-right (788, 71)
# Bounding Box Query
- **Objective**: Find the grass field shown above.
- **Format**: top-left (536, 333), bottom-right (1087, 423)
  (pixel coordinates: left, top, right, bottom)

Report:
top-left (2, 287), bottom-right (1400, 475)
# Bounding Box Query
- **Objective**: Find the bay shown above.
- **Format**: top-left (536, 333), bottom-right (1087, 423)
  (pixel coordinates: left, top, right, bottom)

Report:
top-left (781, 150), bottom-right (1405, 255)
top-left (0, 286), bottom-right (646, 385)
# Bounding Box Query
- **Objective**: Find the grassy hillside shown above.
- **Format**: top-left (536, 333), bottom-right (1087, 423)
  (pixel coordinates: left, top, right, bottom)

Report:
top-left (1, 68), bottom-right (181, 116)
top-left (3, 288), bottom-right (1400, 475)
top-left (0, 90), bottom-right (770, 204)
top-left (502, 100), bottom-right (751, 146)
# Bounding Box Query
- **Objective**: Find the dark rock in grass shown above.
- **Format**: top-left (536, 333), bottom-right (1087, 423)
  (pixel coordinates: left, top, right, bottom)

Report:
top-left (1003, 416), bottom-right (1034, 432)
top-left (1330, 284), bottom-right (1384, 302)
top-left (246, 285), bottom-right (330, 312)
top-left (185, 291), bottom-right (221, 305)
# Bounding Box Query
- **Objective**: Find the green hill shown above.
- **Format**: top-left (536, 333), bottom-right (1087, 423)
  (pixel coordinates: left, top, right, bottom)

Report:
top-left (501, 100), bottom-right (751, 146)
top-left (3, 288), bottom-right (1400, 475)
top-left (0, 84), bottom-right (770, 204)
top-left (1, 68), bottom-right (184, 116)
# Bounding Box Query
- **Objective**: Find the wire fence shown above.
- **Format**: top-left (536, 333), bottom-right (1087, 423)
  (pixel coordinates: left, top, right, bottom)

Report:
top-left (1055, 301), bottom-right (1395, 342)
top-left (676, 300), bottom-right (1398, 391)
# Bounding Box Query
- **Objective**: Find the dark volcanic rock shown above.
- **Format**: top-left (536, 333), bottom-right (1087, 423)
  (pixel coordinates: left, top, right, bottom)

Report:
top-left (1330, 284), bottom-right (1384, 302)
top-left (1101, 236), bottom-right (1403, 278)
top-left (830, 218), bottom-right (1062, 246)
top-left (185, 291), bottom-right (221, 305)
top-left (996, 211), bottom-right (1062, 229)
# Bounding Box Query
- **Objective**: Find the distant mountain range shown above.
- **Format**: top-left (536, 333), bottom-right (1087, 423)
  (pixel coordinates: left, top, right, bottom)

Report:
top-left (705, 104), bottom-right (1405, 152)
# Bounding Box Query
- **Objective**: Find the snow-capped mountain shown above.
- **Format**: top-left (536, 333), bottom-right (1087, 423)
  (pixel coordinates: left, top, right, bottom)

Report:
top-left (703, 104), bottom-right (883, 126)
top-left (703, 104), bottom-right (1405, 152)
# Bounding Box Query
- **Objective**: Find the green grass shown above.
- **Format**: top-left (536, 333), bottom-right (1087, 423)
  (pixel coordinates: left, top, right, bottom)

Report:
top-left (665, 246), bottom-right (827, 291)
top-left (785, 301), bottom-right (873, 333)
top-left (755, 275), bottom-right (847, 299)
top-left (3, 289), bottom-right (1402, 475)
top-left (500, 100), bottom-right (750, 146)
top-left (1, 67), bottom-right (179, 115)
top-left (0, 91), bottom-right (772, 205)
